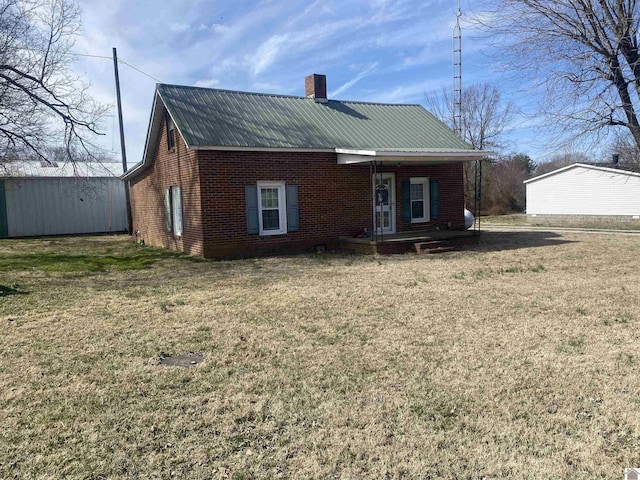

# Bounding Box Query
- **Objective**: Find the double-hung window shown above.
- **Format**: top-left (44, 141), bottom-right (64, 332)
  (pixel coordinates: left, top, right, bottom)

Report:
top-left (257, 182), bottom-right (287, 235)
top-left (165, 185), bottom-right (183, 236)
top-left (410, 177), bottom-right (429, 223)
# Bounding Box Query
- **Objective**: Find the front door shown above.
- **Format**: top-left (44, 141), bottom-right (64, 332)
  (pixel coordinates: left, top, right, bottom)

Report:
top-left (373, 172), bottom-right (395, 234)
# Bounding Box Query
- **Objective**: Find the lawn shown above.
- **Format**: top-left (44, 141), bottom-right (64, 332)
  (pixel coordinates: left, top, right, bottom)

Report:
top-left (1, 232), bottom-right (639, 479)
top-left (482, 213), bottom-right (640, 230)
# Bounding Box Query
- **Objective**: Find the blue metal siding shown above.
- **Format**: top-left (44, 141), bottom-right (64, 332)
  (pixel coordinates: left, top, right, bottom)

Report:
top-left (4, 177), bottom-right (127, 237)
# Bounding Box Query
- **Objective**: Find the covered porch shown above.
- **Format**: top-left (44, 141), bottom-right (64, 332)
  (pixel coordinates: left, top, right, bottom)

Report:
top-left (335, 148), bottom-right (490, 254)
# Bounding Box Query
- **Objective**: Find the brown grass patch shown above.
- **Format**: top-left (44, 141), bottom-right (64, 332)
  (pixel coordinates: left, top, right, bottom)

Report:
top-left (1, 232), bottom-right (640, 478)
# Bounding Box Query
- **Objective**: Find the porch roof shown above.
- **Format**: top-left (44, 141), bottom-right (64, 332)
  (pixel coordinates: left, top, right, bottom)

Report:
top-left (336, 148), bottom-right (492, 165)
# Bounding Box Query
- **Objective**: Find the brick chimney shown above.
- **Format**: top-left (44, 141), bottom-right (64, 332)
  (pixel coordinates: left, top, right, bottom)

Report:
top-left (305, 74), bottom-right (327, 102)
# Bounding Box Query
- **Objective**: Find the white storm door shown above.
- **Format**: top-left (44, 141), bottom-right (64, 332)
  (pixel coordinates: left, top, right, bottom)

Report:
top-left (373, 172), bottom-right (395, 234)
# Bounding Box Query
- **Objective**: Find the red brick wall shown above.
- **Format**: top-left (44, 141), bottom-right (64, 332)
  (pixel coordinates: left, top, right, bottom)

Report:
top-left (391, 163), bottom-right (465, 231)
top-left (129, 111), bottom-right (204, 255)
top-left (197, 151), bottom-right (465, 258)
top-left (198, 151), bottom-right (371, 258)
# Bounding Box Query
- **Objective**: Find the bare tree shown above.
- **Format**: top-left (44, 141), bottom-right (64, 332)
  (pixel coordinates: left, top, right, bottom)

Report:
top-left (483, 153), bottom-right (536, 214)
top-left (426, 83), bottom-right (515, 150)
top-left (534, 151), bottom-right (594, 176)
top-left (475, 0), bottom-right (640, 150)
top-left (0, 0), bottom-right (107, 168)
top-left (610, 131), bottom-right (640, 170)
top-left (426, 83), bottom-right (515, 208)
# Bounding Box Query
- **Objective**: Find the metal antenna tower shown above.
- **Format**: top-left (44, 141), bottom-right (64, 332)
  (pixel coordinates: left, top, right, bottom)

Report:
top-left (453, 0), bottom-right (462, 136)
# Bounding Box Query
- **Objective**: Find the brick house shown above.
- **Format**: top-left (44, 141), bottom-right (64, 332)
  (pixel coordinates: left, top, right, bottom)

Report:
top-left (123, 74), bottom-right (487, 258)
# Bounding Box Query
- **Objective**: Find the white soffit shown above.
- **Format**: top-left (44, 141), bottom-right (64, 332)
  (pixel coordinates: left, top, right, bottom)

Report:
top-left (336, 148), bottom-right (492, 164)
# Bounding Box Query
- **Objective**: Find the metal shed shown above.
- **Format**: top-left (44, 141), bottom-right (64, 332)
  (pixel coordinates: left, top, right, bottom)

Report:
top-left (0, 162), bottom-right (128, 238)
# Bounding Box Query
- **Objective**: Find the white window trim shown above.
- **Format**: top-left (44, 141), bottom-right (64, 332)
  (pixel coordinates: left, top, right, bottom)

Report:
top-left (257, 181), bottom-right (287, 236)
top-left (166, 185), bottom-right (183, 236)
top-left (171, 185), bottom-right (183, 236)
top-left (410, 177), bottom-right (430, 223)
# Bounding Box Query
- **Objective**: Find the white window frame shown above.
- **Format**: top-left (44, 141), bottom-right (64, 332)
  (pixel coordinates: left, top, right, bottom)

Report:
top-left (171, 185), bottom-right (183, 236)
top-left (257, 181), bottom-right (287, 236)
top-left (166, 185), bottom-right (183, 236)
top-left (410, 177), bottom-right (430, 223)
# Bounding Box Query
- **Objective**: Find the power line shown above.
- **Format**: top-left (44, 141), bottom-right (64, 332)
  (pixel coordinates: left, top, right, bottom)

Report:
top-left (15, 46), bottom-right (163, 82)
top-left (69, 52), bottom-right (113, 60)
top-left (116, 58), bottom-right (162, 83)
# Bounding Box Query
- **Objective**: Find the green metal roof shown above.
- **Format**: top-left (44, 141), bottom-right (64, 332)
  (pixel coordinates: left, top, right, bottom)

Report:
top-left (158, 83), bottom-right (472, 151)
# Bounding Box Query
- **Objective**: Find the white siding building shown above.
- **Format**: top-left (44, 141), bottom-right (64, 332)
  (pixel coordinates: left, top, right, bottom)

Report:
top-left (0, 162), bottom-right (128, 238)
top-left (524, 163), bottom-right (640, 223)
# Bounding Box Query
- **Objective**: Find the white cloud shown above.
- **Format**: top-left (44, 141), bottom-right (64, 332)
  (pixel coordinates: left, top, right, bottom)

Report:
top-left (367, 79), bottom-right (447, 104)
top-left (253, 34), bottom-right (290, 76)
top-left (194, 78), bottom-right (221, 88)
top-left (330, 63), bottom-right (379, 98)
top-left (169, 23), bottom-right (190, 33)
top-left (65, 0), bottom-right (540, 163)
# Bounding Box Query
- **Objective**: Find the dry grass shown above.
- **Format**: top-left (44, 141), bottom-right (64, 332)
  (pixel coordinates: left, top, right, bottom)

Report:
top-left (483, 214), bottom-right (640, 230)
top-left (1, 232), bottom-right (640, 479)
top-left (481, 214), bottom-right (530, 226)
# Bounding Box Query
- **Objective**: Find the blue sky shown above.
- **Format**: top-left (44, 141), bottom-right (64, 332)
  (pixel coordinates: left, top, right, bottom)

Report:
top-left (74, 0), bottom-right (539, 168)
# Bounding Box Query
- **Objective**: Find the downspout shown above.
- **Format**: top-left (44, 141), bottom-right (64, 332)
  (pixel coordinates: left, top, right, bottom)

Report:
top-left (379, 160), bottom-right (384, 244)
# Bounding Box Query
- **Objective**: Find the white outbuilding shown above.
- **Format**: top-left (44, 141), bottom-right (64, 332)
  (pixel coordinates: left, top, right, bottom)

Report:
top-left (524, 163), bottom-right (640, 224)
top-left (0, 161), bottom-right (128, 238)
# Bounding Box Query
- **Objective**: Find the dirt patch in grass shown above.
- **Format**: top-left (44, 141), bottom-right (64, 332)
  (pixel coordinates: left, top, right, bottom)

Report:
top-left (1, 232), bottom-right (640, 478)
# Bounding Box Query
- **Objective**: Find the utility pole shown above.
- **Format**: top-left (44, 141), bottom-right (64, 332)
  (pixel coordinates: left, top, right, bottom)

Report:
top-left (113, 47), bottom-right (132, 234)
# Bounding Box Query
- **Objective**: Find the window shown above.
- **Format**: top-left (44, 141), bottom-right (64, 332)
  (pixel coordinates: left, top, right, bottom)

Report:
top-left (165, 185), bottom-right (183, 236)
top-left (410, 177), bottom-right (429, 223)
top-left (167, 116), bottom-right (176, 150)
top-left (257, 182), bottom-right (287, 235)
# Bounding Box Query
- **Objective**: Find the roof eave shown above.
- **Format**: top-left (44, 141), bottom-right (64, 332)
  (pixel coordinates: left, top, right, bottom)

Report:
top-left (122, 87), bottom-right (190, 181)
top-left (523, 162), bottom-right (640, 184)
top-left (122, 87), bottom-right (162, 181)
top-left (192, 145), bottom-right (334, 153)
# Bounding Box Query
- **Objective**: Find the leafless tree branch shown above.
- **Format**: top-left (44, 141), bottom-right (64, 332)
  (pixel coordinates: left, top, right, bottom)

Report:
top-left (0, 0), bottom-right (108, 168)
top-left (472, 0), bottom-right (640, 149)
